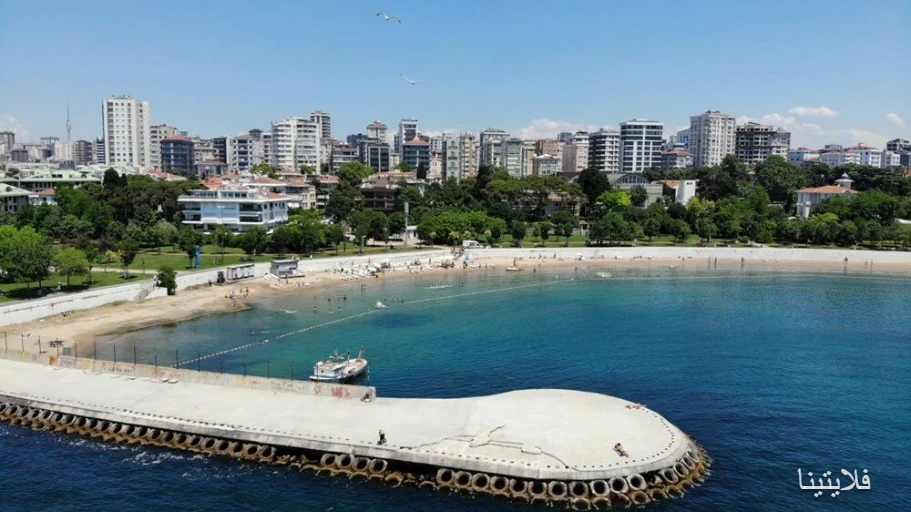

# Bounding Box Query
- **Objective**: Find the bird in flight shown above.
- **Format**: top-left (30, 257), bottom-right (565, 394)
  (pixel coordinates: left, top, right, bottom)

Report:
top-left (376, 12), bottom-right (401, 23)
top-left (401, 74), bottom-right (424, 86)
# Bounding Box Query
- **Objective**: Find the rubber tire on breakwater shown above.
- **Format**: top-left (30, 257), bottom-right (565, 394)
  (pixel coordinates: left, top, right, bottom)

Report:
top-left (319, 453), bottom-right (337, 468)
top-left (630, 490), bottom-right (650, 505)
top-left (569, 481), bottom-right (590, 499)
top-left (490, 475), bottom-right (509, 494)
top-left (454, 471), bottom-right (472, 489)
top-left (590, 479), bottom-right (610, 497)
top-left (609, 476), bottom-right (629, 494)
top-left (571, 497), bottom-right (592, 511)
top-left (368, 458), bottom-right (387, 474)
top-left (666, 484), bottom-right (685, 498)
top-left (626, 473), bottom-right (646, 491)
top-left (548, 481), bottom-right (568, 500)
top-left (661, 467), bottom-right (679, 484)
top-left (336, 454), bottom-right (354, 470)
top-left (352, 457), bottom-right (370, 473)
top-left (470, 473), bottom-right (490, 492)
top-left (509, 479), bottom-right (528, 498)
top-left (592, 496), bottom-right (612, 510)
top-left (682, 454), bottom-right (697, 470)
top-left (529, 480), bottom-right (547, 499)
top-left (436, 468), bottom-right (455, 487)
top-left (674, 462), bottom-right (688, 479)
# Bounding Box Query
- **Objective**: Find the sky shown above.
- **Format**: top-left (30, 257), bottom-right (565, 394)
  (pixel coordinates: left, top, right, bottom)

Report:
top-left (1, 0), bottom-right (909, 149)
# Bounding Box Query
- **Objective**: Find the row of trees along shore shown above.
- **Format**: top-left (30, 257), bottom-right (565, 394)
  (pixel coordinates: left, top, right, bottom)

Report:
top-left (0, 156), bottom-right (909, 292)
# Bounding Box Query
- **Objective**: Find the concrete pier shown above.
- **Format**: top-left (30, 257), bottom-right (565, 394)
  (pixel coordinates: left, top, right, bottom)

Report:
top-left (0, 356), bottom-right (710, 507)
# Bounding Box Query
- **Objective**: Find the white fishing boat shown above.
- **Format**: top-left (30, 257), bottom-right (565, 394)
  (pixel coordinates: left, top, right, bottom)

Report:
top-left (375, 301), bottom-right (389, 309)
top-left (309, 348), bottom-right (368, 383)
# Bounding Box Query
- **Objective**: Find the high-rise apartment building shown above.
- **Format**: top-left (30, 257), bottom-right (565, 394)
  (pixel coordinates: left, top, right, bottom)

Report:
top-left (442, 133), bottom-right (461, 180)
top-left (53, 140), bottom-right (93, 165)
top-left (886, 138), bottom-right (910, 153)
top-left (588, 129), bottom-right (621, 173)
top-left (160, 136), bottom-right (196, 175)
top-left (397, 119), bottom-right (418, 156)
top-left (310, 111), bottom-right (332, 140)
top-left (402, 136), bottom-right (430, 170)
top-left (212, 136), bottom-right (231, 165)
top-left (688, 110), bottom-right (736, 167)
top-left (93, 138), bottom-right (105, 164)
top-left (230, 135), bottom-right (263, 172)
top-left (366, 121), bottom-right (387, 142)
top-left (270, 117), bottom-right (321, 169)
top-left (500, 138), bottom-right (524, 177)
top-left (102, 95), bottom-right (151, 168)
top-left (149, 124), bottom-right (179, 169)
top-left (0, 132), bottom-right (14, 153)
top-left (619, 119), bottom-right (664, 173)
top-left (734, 122), bottom-right (791, 166)
top-left (479, 128), bottom-right (510, 166)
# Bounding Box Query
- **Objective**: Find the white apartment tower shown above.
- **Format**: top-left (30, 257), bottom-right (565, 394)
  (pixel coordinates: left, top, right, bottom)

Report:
top-left (270, 117), bottom-right (321, 170)
top-left (366, 121), bottom-right (387, 142)
top-left (689, 110), bottom-right (736, 167)
top-left (459, 133), bottom-right (478, 177)
top-left (619, 119), bottom-right (664, 173)
top-left (150, 124), bottom-right (179, 169)
top-left (102, 95), bottom-right (151, 169)
top-left (442, 133), bottom-right (461, 180)
top-left (398, 118), bottom-right (418, 156)
top-left (588, 129), bottom-right (621, 173)
top-left (479, 128), bottom-right (510, 166)
top-left (310, 111), bottom-right (331, 140)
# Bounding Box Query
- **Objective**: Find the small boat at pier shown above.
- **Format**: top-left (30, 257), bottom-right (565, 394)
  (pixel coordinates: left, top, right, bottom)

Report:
top-left (375, 301), bottom-right (388, 309)
top-left (309, 348), bottom-right (368, 383)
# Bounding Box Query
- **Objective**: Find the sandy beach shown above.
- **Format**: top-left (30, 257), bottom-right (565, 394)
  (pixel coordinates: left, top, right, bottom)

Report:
top-left (6, 246), bottom-right (910, 355)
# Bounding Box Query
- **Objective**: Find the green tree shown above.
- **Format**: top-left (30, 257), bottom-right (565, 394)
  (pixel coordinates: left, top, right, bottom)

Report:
top-left (325, 181), bottom-right (362, 222)
top-left (211, 225), bottom-right (233, 262)
top-left (148, 220), bottom-right (178, 253)
top-left (291, 216), bottom-right (325, 255)
top-left (550, 210), bottom-right (576, 246)
top-left (642, 217), bottom-right (661, 241)
top-left (269, 225), bottom-right (296, 256)
top-left (0, 227), bottom-right (56, 289)
top-left (237, 226), bottom-right (268, 256)
top-left (538, 220), bottom-right (553, 242)
top-left (177, 226), bottom-right (202, 266)
top-left (388, 211), bottom-right (406, 237)
top-left (54, 247), bottom-right (89, 286)
top-left (394, 161), bottom-right (412, 172)
top-left (629, 185), bottom-right (648, 207)
top-left (510, 220), bottom-right (527, 247)
top-left (671, 219), bottom-right (691, 243)
top-left (697, 221), bottom-right (718, 242)
top-left (325, 223), bottom-right (346, 254)
top-left (337, 161), bottom-right (374, 187)
top-left (415, 162), bottom-right (428, 180)
top-left (250, 163), bottom-right (278, 179)
top-left (117, 237), bottom-right (139, 278)
top-left (155, 265), bottom-right (177, 295)
top-left (597, 189), bottom-right (632, 213)
top-left (578, 168), bottom-right (611, 216)
top-left (299, 165), bottom-right (317, 175)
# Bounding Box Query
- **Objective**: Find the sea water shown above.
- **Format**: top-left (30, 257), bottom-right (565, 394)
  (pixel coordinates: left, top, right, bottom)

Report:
top-left (1, 264), bottom-right (909, 511)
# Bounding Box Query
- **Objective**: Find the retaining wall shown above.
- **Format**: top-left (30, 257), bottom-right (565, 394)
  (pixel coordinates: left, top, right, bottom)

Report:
top-left (0, 349), bottom-right (375, 401)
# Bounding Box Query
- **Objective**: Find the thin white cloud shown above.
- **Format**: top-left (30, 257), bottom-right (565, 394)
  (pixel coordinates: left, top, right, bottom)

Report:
top-left (788, 106), bottom-right (839, 118)
top-left (759, 113), bottom-right (797, 127)
top-left (845, 129), bottom-right (889, 149)
top-left (886, 112), bottom-right (907, 128)
top-left (0, 114), bottom-right (30, 142)
top-left (735, 115), bottom-right (754, 125)
top-left (514, 119), bottom-right (603, 140)
top-left (421, 128), bottom-right (463, 137)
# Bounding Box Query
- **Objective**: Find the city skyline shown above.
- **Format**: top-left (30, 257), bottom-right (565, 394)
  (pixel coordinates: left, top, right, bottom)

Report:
top-left (0, 0), bottom-right (908, 148)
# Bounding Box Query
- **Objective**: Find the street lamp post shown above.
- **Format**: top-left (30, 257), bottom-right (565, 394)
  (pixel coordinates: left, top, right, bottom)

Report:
top-left (216, 205), bottom-right (226, 264)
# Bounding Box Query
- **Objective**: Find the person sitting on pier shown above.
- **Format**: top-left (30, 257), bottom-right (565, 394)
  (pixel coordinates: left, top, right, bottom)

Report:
top-left (614, 443), bottom-right (629, 457)
top-left (378, 429), bottom-right (387, 446)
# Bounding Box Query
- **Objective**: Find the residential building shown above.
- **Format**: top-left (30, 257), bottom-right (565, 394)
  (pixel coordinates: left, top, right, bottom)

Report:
top-left (533, 154), bottom-right (560, 175)
top-left (853, 146), bottom-right (882, 167)
top-left (535, 139), bottom-right (559, 157)
top-left (479, 128), bottom-right (510, 165)
top-left (459, 133), bottom-right (478, 177)
top-left (688, 110), bottom-right (736, 167)
top-left (178, 186), bottom-right (290, 233)
top-left (556, 132), bottom-right (574, 143)
top-left (149, 124), bottom-right (179, 169)
top-left (261, 132), bottom-right (272, 164)
top-left (787, 148), bottom-right (820, 166)
top-left (195, 160), bottom-right (228, 178)
top-left (40, 137), bottom-right (59, 148)
top-left (102, 95), bottom-right (151, 169)
top-left (331, 144), bottom-right (359, 173)
top-left (0, 132), bottom-right (14, 153)
top-left (428, 153), bottom-right (443, 182)
top-left (607, 173), bottom-right (663, 206)
top-left (661, 149), bottom-right (692, 170)
top-left (366, 121), bottom-right (387, 142)
top-left (500, 138), bottom-right (524, 177)
top-left (570, 132), bottom-right (590, 172)
top-left (588, 129), bottom-right (621, 173)
top-left (402, 136), bottom-right (430, 170)
top-left (160, 136), bottom-right (195, 175)
top-left (0, 184), bottom-right (32, 214)
top-left (54, 140), bottom-right (93, 165)
top-left (734, 122), bottom-right (791, 166)
top-left (882, 151), bottom-right (901, 168)
top-left (212, 136), bottom-right (231, 165)
top-left (362, 141), bottom-right (391, 172)
top-left (270, 117), bottom-right (321, 170)
top-left (819, 151), bottom-right (859, 168)
top-left (442, 133), bottom-right (461, 180)
top-left (522, 140), bottom-right (536, 177)
top-left (93, 138), bottom-right (105, 164)
top-left (0, 167), bottom-right (102, 191)
top-left (886, 138), bottom-right (910, 153)
top-left (428, 135), bottom-right (443, 155)
top-left (30, 188), bottom-right (57, 206)
top-left (347, 133), bottom-right (368, 148)
top-left (146, 170), bottom-right (187, 182)
top-left (796, 173), bottom-right (856, 218)
top-left (9, 149), bottom-right (29, 162)
top-left (310, 110), bottom-right (332, 140)
top-left (619, 119), bottom-right (664, 173)
top-left (397, 118), bottom-right (418, 156)
top-left (229, 134), bottom-right (261, 172)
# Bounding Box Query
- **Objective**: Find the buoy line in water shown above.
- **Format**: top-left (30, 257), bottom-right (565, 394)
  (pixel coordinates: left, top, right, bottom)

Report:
top-left (175, 271), bottom-right (909, 368)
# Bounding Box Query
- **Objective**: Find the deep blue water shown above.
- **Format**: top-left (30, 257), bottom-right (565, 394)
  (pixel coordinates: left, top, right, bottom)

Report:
top-left (2, 264), bottom-right (910, 511)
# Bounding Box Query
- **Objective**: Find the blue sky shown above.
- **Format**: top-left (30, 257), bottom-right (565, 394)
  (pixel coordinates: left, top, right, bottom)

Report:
top-left (1, 0), bottom-right (908, 149)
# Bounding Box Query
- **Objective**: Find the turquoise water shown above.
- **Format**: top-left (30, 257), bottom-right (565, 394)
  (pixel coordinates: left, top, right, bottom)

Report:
top-left (2, 264), bottom-right (910, 511)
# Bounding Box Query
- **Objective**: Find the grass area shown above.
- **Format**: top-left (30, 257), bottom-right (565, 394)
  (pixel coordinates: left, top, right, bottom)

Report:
top-left (0, 271), bottom-right (152, 304)
top-left (128, 244), bottom-right (434, 271)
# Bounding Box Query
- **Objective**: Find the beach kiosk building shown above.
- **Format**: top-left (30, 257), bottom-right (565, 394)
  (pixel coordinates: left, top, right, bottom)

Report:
top-left (270, 259), bottom-right (299, 278)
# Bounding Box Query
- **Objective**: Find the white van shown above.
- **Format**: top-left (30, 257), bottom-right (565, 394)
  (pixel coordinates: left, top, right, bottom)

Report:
top-left (462, 240), bottom-right (486, 249)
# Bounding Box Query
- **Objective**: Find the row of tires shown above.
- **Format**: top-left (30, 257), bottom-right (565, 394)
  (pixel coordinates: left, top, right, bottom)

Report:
top-left (0, 403), bottom-right (277, 461)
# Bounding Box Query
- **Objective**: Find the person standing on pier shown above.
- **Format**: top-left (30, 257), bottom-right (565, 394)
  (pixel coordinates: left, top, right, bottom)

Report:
top-left (378, 430), bottom-right (386, 445)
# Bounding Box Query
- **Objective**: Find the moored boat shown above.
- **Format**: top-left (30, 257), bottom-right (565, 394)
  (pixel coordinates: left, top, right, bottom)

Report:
top-left (309, 348), bottom-right (368, 383)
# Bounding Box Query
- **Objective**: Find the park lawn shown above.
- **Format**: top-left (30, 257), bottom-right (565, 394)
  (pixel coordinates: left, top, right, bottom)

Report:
top-left (0, 271), bottom-right (152, 304)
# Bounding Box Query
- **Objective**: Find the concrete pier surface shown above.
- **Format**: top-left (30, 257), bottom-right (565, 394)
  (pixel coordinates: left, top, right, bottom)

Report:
top-left (0, 358), bottom-right (687, 481)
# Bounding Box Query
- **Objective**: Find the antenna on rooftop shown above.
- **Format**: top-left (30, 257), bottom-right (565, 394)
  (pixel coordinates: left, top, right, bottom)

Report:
top-left (66, 103), bottom-right (72, 142)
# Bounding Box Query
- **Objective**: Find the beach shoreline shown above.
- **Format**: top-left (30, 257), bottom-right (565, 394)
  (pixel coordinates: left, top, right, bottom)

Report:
top-left (7, 246), bottom-right (910, 355)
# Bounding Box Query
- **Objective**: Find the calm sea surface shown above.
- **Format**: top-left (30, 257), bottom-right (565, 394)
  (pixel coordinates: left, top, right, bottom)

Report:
top-left (2, 264), bottom-right (909, 511)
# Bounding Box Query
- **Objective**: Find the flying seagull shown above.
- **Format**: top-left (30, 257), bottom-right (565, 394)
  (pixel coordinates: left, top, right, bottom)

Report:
top-left (400, 74), bottom-right (424, 86)
top-left (376, 12), bottom-right (401, 23)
